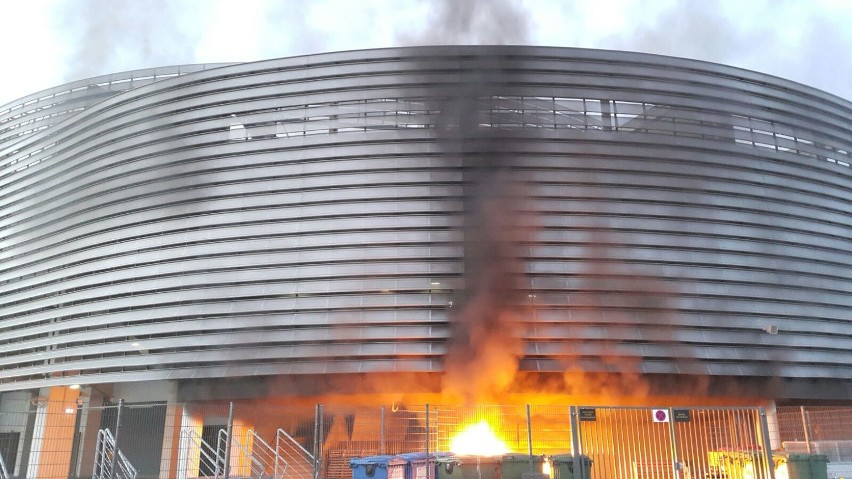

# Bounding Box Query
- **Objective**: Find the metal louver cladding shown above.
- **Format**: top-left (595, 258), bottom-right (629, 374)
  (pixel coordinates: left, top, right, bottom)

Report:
top-left (0, 46), bottom-right (849, 397)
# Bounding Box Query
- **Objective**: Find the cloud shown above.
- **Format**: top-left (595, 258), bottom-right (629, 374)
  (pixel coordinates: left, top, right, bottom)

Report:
top-left (587, 0), bottom-right (852, 99)
top-left (1, 1), bottom-right (849, 111)
top-left (58, 0), bottom-right (201, 82)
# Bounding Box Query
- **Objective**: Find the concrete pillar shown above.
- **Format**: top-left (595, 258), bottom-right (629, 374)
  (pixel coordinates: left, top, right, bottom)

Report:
top-left (76, 387), bottom-right (106, 479)
top-left (764, 401), bottom-right (782, 450)
top-left (176, 406), bottom-right (203, 479)
top-left (26, 386), bottom-right (80, 479)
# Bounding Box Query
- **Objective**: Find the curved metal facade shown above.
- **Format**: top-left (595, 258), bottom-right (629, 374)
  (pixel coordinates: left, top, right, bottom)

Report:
top-left (0, 46), bottom-right (849, 396)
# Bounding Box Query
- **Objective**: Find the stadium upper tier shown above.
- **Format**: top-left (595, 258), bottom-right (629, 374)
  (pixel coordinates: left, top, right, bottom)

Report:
top-left (0, 46), bottom-right (849, 398)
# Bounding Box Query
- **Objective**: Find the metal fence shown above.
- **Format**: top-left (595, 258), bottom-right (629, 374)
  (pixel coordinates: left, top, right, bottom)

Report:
top-left (776, 406), bottom-right (852, 479)
top-left (0, 398), bottom-right (848, 479)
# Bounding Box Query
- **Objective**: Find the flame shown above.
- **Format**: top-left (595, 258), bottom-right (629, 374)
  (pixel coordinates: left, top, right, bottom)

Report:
top-left (542, 457), bottom-right (552, 477)
top-left (449, 420), bottom-right (509, 456)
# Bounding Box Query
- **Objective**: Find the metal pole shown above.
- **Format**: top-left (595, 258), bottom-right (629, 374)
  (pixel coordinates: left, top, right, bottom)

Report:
top-left (759, 407), bottom-right (777, 479)
top-left (313, 404), bottom-right (321, 479)
top-left (316, 404), bottom-right (325, 479)
top-left (426, 404), bottom-right (430, 479)
top-left (109, 399), bottom-right (124, 479)
top-left (68, 400), bottom-right (84, 479)
top-left (526, 405), bottom-right (534, 472)
top-left (381, 406), bottom-right (386, 455)
top-left (800, 406), bottom-right (812, 453)
top-left (569, 407), bottom-right (583, 479)
top-left (224, 402), bottom-right (234, 479)
top-left (667, 408), bottom-right (680, 479)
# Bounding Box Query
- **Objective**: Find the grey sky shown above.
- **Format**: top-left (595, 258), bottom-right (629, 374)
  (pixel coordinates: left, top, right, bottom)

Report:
top-left (1, 0), bottom-right (850, 107)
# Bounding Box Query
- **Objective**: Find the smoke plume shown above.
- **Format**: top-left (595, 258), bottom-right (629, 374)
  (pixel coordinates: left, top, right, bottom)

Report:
top-left (398, 0), bottom-right (532, 45)
top-left (396, 0), bottom-right (536, 404)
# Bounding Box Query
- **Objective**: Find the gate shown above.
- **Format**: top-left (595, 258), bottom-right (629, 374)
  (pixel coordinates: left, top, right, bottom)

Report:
top-left (572, 407), bottom-right (775, 479)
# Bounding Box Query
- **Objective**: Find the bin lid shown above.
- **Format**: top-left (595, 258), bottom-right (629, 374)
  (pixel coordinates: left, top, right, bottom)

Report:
top-left (397, 452), bottom-right (454, 461)
top-left (396, 453), bottom-right (429, 462)
top-left (503, 453), bottom-right (543, 463)
top-left (350, 455), bottom-right (397, 468)
top-left (457, 455), bottom-right (502, 465)
top-left (774, 452), bottom-right (829, 461)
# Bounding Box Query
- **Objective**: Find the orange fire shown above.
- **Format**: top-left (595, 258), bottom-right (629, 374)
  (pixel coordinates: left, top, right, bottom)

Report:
top-left (449, 420), bottom-right (510, 456)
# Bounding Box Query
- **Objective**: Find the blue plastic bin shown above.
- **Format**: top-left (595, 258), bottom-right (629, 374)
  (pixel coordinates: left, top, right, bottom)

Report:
top-left (396, 452), bottom-right (454, 479)
top-left (351, 455), bottom-right (406, 479)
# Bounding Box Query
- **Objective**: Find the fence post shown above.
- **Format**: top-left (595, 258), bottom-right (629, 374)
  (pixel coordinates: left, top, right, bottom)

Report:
top-left (380, 406), bottom-right (386, 455)
top-left (224, 402), bottom-right (234, 479)
top-left (569, 407), bottom-right (583, 479)
top-left (526, 405), bottom-right (534, 473)
top-left (759, 407), bottom-right (777, 479)
top-left (667, 408), bottom-right (680, 479)
top-left (109, 399), bottom-right (124, 479)
top-left (68, 399), bottom-right (84, 478)
top-left (313, 404), bottom-right (320, 479)
top-left (800, 406), bottom-right (812, 453)
top-left (425, 404), bottom-right (430, 479)
top-left (317, 405), bottom-right (324, 479)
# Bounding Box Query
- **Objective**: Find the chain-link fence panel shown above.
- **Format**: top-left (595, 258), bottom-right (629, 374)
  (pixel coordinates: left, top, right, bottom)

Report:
top-left (777, 406), bottom-right (852, 479)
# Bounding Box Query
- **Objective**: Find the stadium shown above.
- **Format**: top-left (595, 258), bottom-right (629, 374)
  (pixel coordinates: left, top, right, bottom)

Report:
top-left (0, 46), bottom-right (849, 478)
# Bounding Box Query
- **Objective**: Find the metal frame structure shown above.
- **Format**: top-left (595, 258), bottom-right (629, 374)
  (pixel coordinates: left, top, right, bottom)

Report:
top-left (0, 400), bottom-right (849, 479)
top-left (0, 46), bottom-right (849, 398)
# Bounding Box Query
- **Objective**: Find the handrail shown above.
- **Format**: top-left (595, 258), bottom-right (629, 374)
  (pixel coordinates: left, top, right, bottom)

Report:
top-left (246, 429), bottom-right (288, 479)
top-left (276, 428), bottom-right (316, 479)
top-left (180, 428), bottom-right (224, 479)
top-left (94, 428), bottom-right (137, 479)
top-left (277, 429), bottom-right (315, 460)
top-left (0, 451), bottom-right (9, 479)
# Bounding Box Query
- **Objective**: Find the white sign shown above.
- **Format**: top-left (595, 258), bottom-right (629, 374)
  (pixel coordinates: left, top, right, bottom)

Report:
top-left (652, 409), bottom-right (669, 422)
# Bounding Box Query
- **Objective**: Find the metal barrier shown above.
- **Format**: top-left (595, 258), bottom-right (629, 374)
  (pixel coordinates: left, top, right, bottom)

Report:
top-left (179, 428), bottom-right (224, 479)
top-left (0, 397), bottom-right (847, 479)
top-left (275, 428), bottom-right (316, 479)
top-left (572, 406), bottom-right (775, 479)
top-left (777, 406), bottom-right (852, 479)
top-left (246, 430), bottom-right (289, 479)
top-left (93, 429), bottom-right (138, 479)
top-left (0, 451), bottom-right (8, 479)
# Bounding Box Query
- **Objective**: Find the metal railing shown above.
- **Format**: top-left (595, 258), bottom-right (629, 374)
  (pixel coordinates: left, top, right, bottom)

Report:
top-left (0, 451), bottom-right (8, 479)
top-left (276, 428), bottom-right (316, 479)
top-left (0, 399), bottom-right (847, 479)
top-left (179, 428), bottom-right (225, 479)
top-left (246, 430), bottom-right (290, 479)
top-left (93, 428), bottom-right (137, 479)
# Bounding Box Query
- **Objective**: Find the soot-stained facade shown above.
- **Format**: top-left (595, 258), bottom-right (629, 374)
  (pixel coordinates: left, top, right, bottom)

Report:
top-left (0, 46), bottom-right (850, 402)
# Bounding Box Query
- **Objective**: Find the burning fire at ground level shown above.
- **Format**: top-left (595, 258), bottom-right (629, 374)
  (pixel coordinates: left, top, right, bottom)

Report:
top-left (180, 386), bottom-right (788, 479)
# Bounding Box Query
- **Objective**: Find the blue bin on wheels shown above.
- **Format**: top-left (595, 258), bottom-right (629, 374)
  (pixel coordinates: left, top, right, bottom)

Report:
top-left (396, 452), bottom-right (453, 479)
top-left (351, 456), bottom-right (407, 479)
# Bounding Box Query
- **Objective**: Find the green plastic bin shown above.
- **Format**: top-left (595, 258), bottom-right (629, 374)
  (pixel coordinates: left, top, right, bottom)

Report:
top-left (550, 454), bottom-right (592, 479)
top-left (436, 457), bottom-right (459, 479)
top-left (501, 453), bottom-right (546, 479)
top-left (437, 456), bottom-right (502, 479)
top-left (774, 453), bottom-right (829, 479)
